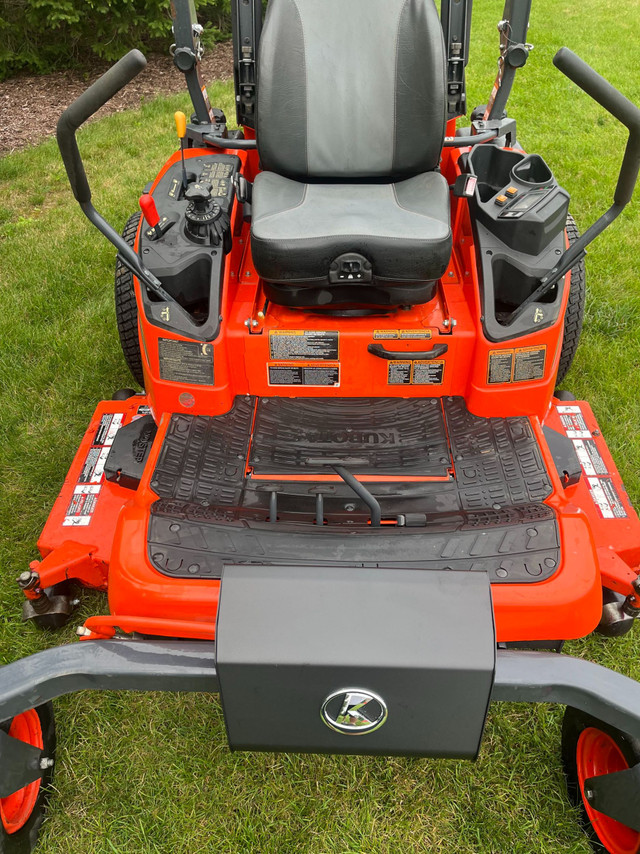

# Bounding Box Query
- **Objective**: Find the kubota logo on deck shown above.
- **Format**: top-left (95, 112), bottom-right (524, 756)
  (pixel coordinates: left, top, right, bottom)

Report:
top-left (302, 431), bottom-right (396, 445)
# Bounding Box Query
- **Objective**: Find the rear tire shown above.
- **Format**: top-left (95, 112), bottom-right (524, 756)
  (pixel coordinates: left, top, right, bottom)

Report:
top-left (556, 214), bottom-right (586, 383)
top-left (0, 704), bottom-right (55, 854)
top-left (562, 706), bottom-right (640, 854)
top-left (115, 212), bottom-right (145, 388)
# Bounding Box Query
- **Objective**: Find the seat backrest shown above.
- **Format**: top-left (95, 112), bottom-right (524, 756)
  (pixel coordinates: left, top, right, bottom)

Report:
top-left (256, 0), bottom-right (447, 182)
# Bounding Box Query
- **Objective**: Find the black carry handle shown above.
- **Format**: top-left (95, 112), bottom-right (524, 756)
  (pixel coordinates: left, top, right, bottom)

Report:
top-left (513, 48), bottom-right (640, 314)
top-left (54, 50), bottom-right (194, 317)
top-left (367, 343), bottom-right (448, 360)
top-left (553, 48), bottom-right (640, 207)
top-left (57, 50), bottom-right (147, 203)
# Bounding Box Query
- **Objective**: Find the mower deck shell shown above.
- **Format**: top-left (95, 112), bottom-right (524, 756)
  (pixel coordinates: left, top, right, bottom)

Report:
top-left (33, 390), bottom-right (640, 645)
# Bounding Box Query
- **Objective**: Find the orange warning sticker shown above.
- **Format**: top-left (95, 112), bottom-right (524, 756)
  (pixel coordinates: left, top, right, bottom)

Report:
top-left (387, 360), bottom-right (445, 385)
top-left (487, 346), bottom-right (546, 384)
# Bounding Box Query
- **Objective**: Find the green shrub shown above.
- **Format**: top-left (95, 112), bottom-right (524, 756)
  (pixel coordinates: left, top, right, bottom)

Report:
top-left (0, 0), bottom-right (231, 80)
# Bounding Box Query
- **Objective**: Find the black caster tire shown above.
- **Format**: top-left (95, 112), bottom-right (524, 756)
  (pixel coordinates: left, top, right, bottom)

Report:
top-left (562, 705), bottom-right (640, 854)
top-left (111, 388), bottom-right (138, 401)
top-left (0, 704), bottom-right (55, 854)
top-left (115, 212), bottom-right (145, 389)
top-left (556, 214), bottom-right (586, 384)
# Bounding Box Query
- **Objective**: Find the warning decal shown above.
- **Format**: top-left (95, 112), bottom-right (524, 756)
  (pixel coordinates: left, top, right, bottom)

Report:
top-left (64, 412), bottom-right (125, 526)
top-left (269, 331), bottom-right (339, 361)
top-left (268, 362), bottom-right (340, 387)
top-left (557, 404), bottom-right (591, 439)
top-left (488, 347), bottom-right (546, 384)
top-left (556, 404), bottom-right (628, 519)
top-left (487, 351), bottom-right (514, 384)
top-left (572, 438), bottom-right (608, 477)
top-left (587, 477), bottom-right (628, 519)
top-left (158, 339), bottom-right (214, 385)
top-left (373, 329), bottom-right (432, 340)
top-left (514, 347), bottom-right (546, 382)
top-left (388, 360), bottom-right (445, 386)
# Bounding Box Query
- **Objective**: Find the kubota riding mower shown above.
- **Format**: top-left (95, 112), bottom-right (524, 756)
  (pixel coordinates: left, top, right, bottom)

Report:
top-left (2, 0), bottom-right (640, 851)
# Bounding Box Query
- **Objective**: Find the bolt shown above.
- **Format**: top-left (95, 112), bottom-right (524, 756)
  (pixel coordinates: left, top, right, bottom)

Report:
top-left (585, 788), bottom-right (594, 801)
top-left (443, 319), bottom-right (450, 327)
top-left (448, 271), bottom-right (454, 277)
top-left (245, 271), bottom-right (252, 277)
top-left (244, 319), bottom-right (251, 327)
top-left (17, 570), bottom-right (40, 591)
top-left (251, 320), bottom-right (259, 328)
top-left (40, 757), bottom-right (54, 770)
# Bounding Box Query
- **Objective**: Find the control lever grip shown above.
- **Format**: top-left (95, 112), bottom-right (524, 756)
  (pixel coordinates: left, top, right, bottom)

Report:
top-left (57, 50), bottom-right (147, 203)
top-left (553, 48), bottom-right (640, 206)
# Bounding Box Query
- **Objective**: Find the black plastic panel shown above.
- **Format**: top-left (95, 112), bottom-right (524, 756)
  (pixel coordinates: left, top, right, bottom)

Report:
top-left (216, 565), bottom-right (495, 756)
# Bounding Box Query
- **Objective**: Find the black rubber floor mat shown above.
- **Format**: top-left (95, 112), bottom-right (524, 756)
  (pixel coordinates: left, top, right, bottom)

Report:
top-left (148, 499), bottom-right (559, 584)
top-left (149, 395), bottom-right (552, 516)
top-left (150, 397), bottom-right (254, 506)
top-left (443, 398), bottom-right (552, 510)
top-left (249, 397), bottom-right (451, 476)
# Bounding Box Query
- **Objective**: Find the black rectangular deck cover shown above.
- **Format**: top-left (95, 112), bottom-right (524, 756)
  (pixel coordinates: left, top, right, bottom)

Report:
top-left (216, 566), bottom-right (495, 757)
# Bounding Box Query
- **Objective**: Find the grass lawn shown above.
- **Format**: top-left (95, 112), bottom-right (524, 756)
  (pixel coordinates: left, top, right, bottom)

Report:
top-left (1, 0), bottom-right (640, 851)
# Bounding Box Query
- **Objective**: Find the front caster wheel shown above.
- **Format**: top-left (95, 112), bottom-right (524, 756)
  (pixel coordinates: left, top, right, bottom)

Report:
top-left (562, 706), bottom-right (640, 854)
top-left (0, 704), bottom-right (55, 853)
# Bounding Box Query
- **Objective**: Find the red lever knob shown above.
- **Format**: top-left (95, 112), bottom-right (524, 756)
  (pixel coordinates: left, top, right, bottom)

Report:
top-left (139, 194), bottom-right (160, 229)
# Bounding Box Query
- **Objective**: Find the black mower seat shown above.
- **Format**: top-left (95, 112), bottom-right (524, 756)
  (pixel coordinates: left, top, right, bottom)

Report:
top-left (251, 172), bottom-right (452, 307)
top-left (251, 0), bottom-right (451, 308)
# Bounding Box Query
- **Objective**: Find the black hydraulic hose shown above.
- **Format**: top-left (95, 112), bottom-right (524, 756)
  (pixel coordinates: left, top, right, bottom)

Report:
top-left (332, 465), bottom-right (382, 528)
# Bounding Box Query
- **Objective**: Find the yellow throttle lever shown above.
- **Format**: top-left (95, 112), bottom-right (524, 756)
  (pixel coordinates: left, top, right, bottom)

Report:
top-left (174, 111), bottom-right (188, 191)
top-left (174, 111), bottom-right (187, 139)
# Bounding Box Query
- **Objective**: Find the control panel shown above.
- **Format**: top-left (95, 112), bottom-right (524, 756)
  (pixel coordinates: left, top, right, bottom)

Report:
top-left (136, 152), bottom-right (241, 341)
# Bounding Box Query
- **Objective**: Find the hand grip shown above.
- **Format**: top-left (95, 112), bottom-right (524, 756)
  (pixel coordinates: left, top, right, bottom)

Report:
top-left (56, 50), bottom-right (147, 203)
top-left (367, 343), bottom-right (448, 361)
top-left (553, 48), bottom-right (640, 207)
top-left (139, 194), bottom-right (160, 229)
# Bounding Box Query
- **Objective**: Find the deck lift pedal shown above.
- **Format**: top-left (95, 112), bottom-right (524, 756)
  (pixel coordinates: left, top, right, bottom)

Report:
top-left (2, 0), bottom-right (640, 851)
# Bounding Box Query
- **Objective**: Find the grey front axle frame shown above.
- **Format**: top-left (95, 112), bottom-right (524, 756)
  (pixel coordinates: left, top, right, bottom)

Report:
top-left (1, 642), bottom-right (640, 740)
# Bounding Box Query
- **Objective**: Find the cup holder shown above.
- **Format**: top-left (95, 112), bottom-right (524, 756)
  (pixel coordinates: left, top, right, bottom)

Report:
top-left (468, 146), bottom-right (525, 202)
top-left (511, 154), bottom-right (554, 188)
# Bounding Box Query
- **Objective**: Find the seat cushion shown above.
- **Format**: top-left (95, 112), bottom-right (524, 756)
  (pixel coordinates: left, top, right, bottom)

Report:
top-left (256, 0), bottom-right (447, 181)
top-left (251, 170), bottom-right (452, 286)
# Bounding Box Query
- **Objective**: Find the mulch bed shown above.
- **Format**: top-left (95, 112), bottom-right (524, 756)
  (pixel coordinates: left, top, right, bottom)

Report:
top-left (0, 42), bottom-right (234, 157)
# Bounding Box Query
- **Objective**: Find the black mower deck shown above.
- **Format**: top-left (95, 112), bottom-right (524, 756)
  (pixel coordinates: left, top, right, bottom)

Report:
top-left (147, 397), bottom-right (559, 584)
